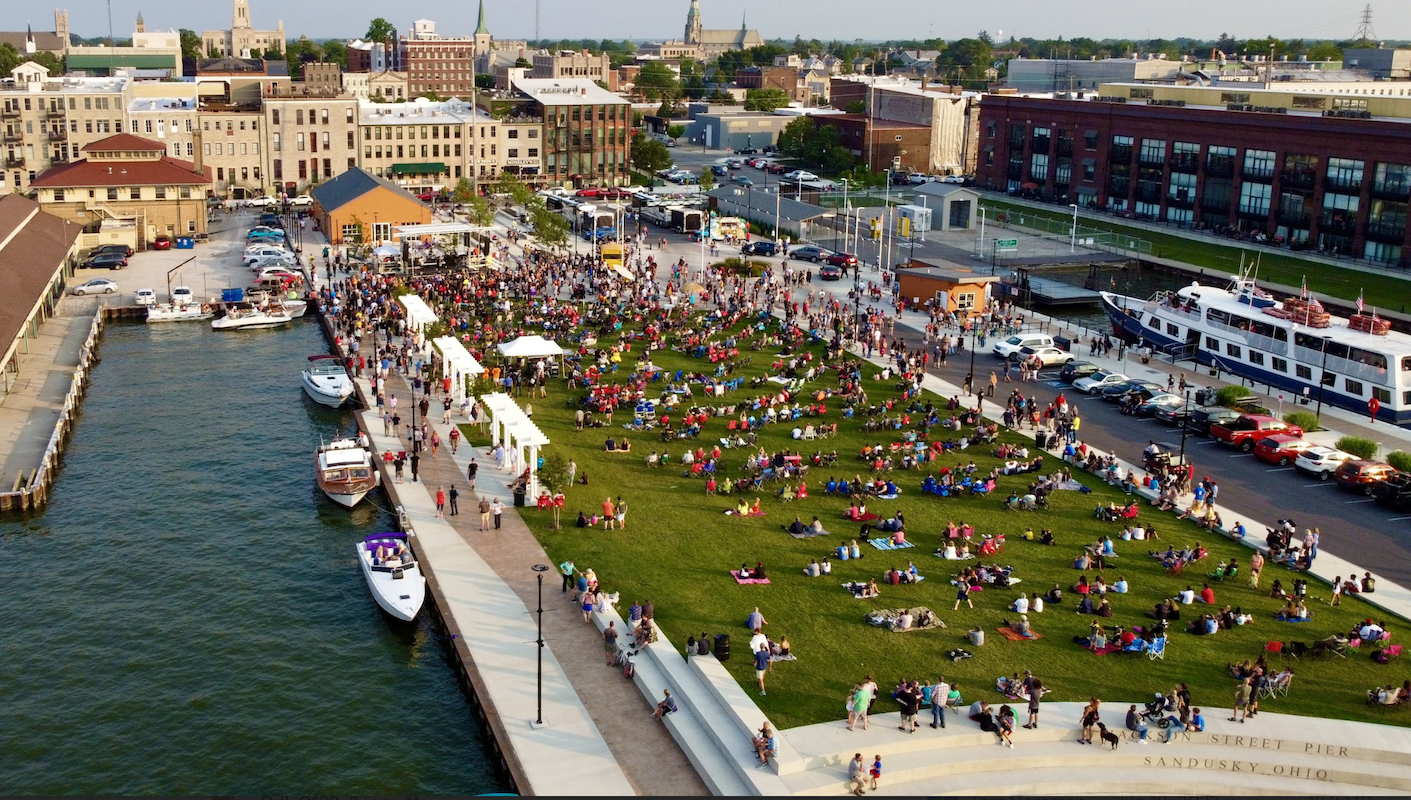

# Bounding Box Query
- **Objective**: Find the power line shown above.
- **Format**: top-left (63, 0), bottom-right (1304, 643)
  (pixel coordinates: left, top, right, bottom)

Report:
top-left (1353, 4), bottom-right (1377, 42)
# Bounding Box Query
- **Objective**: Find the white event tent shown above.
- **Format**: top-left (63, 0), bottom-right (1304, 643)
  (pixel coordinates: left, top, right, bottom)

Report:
top-left (431, 336), bottom-right (484, 404)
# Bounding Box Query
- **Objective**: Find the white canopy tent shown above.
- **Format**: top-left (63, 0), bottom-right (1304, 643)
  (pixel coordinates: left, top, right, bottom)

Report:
top-left (432, 336), bottom-right (485, 404)
top-left (373, 243), bottom-right (400, 260)
top-left (398, 294), bottom-right (439, 335)
top-left (479, 392), bottom-right (551, 497)
top-left (496, 335), bottom-right (565, 359)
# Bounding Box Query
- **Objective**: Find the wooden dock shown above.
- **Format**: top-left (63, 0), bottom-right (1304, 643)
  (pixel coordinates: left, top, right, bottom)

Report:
top-left (1003, 274), bottom-right (1102, 306)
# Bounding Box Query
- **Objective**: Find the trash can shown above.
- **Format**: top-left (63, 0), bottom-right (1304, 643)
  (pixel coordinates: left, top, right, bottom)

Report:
top-left (1053, 335), bottom-right (1072, 352)
top-left (513, 487), bottom-right (526, 507)
top-left (1194, 388), bottom-right (1213, 406)
top-left (714, 633), bottom-right (730, 661)
top-left (1035, 430), bottom-right (1048, 450)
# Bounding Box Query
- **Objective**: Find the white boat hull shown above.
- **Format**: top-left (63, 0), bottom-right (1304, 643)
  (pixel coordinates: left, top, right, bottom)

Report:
top-left (301, 371), bottom-right (354, 407)
top-left (283, 299), bottom-right (309, 318)
top-left (323, 487), bottom-right (371, 508)
top-left (212, 310), bottom-right (293, 330)
top-left (358, 538), bottom-right (426, 621)
top-left (147, 304), bottom-right (213, 323)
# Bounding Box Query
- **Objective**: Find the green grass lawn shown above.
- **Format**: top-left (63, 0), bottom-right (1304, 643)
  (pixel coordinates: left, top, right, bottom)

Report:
top-left (979, 198), bottom-right (1411, 313)
top-left (499, 316), bottom-right (1409, 730)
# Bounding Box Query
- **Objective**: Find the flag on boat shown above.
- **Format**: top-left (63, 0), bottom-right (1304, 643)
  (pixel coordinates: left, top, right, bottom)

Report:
top-left (1357, 290), bottom-right (1365, 314)
top-left (1300, 276), bottom-right (1307, 299)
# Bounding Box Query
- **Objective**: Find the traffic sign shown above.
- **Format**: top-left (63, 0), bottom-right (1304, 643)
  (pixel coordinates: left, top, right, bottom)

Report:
top-left (996, 238), bottom-right (1019, 251)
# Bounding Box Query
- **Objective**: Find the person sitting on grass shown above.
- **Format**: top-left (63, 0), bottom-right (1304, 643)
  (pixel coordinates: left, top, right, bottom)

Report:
top-left (784, 516), bottom-right (807, 535)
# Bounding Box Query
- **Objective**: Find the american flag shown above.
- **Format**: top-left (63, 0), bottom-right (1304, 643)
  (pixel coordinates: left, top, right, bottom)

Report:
top-left (1358, 290), bottom-right (1365, 314)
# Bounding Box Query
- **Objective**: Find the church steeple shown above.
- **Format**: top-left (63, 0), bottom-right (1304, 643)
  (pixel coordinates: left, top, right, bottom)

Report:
top-left (684, 0), bottom-right (702, 45)
top-left (474, 0), bottom-right (490, 35)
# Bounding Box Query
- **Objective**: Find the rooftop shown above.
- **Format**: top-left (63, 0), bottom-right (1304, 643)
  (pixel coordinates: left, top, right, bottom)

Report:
top-left (898, 259), bottom-right (1000, 283)
top-left (127, 97), bottom-right (197, 113)
top-left (309, 166), bottom-right (422, 213)
top-left (0, 75), bottom-right (130, 94)
top-left (358, 98), bottom-right (493, 124)
top-left (512, 77), bottom-right (629, 106)
top-left (0, 196), bottom-right (82, 359)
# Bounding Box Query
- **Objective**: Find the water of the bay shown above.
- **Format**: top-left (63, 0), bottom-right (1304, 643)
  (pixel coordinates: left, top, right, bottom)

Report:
top-left (1019, 262), bottom-right (1189, 331)
top-left (0, 319), bottom-right (506, 795)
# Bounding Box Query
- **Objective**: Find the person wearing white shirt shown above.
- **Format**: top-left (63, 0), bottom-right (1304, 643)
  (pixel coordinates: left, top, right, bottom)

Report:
top-left (1360, 622), bottom-right (1385, 641)
top-left (1031, 594), bottom-right (1045, 613)
top-left (1178, 587), bottom-right (1196, 604)
top-left (1010, 595), bottom-right (1030, 614)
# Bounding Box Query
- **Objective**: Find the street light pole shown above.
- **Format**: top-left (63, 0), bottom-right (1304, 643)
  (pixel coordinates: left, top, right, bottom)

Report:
top-left (531, 564), bottom-right (549, 727)
top-left (1069, 203), bottom-right (1079, 253)
top-left (1315, 336), bottom-right (1330, 422)
top-left (1177, 388), bottom-right (1191, 467)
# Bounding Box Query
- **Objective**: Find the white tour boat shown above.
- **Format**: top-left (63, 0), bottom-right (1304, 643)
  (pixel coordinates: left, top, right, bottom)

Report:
top-left (315, 435), bottom-right (380, 508)
top-left (1102, 272), bottom-right (1411, 425)
top-left (211, 302), bottom-right (294, 330)
top-left (358, 532), bottom-right (426, 621)
top-left (302, 354), bottom-right (354, 407)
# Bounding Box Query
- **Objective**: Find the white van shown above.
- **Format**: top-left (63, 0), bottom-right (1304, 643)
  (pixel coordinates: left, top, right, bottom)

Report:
top-left (992, 333), bottom-right (1056, 359)
top-left (650, 132), bottom-right (677, 148)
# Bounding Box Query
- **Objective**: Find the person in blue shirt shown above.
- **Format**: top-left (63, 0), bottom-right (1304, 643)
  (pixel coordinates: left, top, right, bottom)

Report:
top-left (1229, 521), bottom-right (1247, 539)
top-left (826, 478), bottom-right (839, 494)
top-left (753, 643), bottom-right (772, 696)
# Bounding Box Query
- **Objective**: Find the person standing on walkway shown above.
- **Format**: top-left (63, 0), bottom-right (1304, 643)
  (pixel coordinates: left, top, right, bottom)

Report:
top-left (449, 426), bottom-right (460, 454)
top-left (430, 431), bottom-right (440, 459)
top-left (442, 396), bottom-right (453, 425)
top-left (409, 451), bottom-right (420, 483)
top-left (988, 371), bottom-right (998, 397)
top-left (382, 410), bottom-right (392, 435)
top-left (559, 559), bottom-right (576, 593)
top-left (448, 485), bottom-right (459, 516)
top-left (435, 487), bottom-right (446, 517)
top-left (1024, 679), bottom-right (1045, 729)
top-left (930, 677), bottom-right (950, 728)
top-left (754, 642), bottom-right (771, 696)
top-left (1078, 698), bottom-right (1101, 744)
top-left (603, 620), bottom-right (620, 665)
top-left (467, 458), bottom-right (478, 489)
top-left (492, 497), bottom-right (504, 529)
top-left (1306, 527), bottom-right (1320, 561)
top-left (478, 497), bottom-right (491, 531)
top-left (1230, 678), bottom-right (1252, 723)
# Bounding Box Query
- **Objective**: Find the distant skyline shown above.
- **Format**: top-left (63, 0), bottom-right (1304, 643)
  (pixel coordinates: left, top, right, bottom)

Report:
top-left (34, 0), bottom-right (1411, 45)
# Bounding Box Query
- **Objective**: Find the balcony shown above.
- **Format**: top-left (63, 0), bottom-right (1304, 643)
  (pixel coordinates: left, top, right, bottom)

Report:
top-left (1056, 140), bottom-right (1073, 158)
top-left (1237, 203), bottom-right (1270, 219)
top-left (1279, 169), bottom-right (1316, 190)
top-left (1005, 164), bottom-right (1023, 180)
top-left (1241, 165), bottom-right (1274, 182)
top-left (1108, 145), bottom-right (1132, 164)
top-left (2, 129), bottom-right (21, 142)
top-left (1107, 178), bottom-right (1131, 196)
top-left (1276, 209), bottom-right (1312, 227)
top-left (1206, 158), bottom-right (1235, 178)
top-left (1, 106), bottom-right (18, 117)
top-left (1324, 173), bottom-right (1364, 192)
top-left (4, 155), bottom-right (22, 167)
top-left (47, 128), bottom-right (67, 140)
top-left (42, 106), bottom-right (63, 117)
top-left (1168, 155), bottom-right (1199, 173)
top-left (1167, 192), bottom-right (1195, 209)
top-left (1364, 219), bottom-right (1406, 242)
top-left (1135, 183), bottom-right (1164, 203)
top-left (1138, 151), bottom-right (1165, 167)
top-left (1318, 212), bottom-right (1358, 236)
top-left (1371, 178), bottom-right (1411, 200)
top-left (1201, 198), bottom-right (1231, 215)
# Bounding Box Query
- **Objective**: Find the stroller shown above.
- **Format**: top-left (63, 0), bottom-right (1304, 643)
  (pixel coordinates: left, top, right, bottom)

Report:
top-left (1140, 693), bottom-right (1178, 728)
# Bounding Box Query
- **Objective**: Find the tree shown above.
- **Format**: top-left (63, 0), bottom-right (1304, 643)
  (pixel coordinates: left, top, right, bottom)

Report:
top-left (744, 88), bottom-right (790, 111)
top-left (630, 131), bottom-right (673, 174)
top-left (777, 116), bottom-right (815, 162)
top-left (528, 201), bottom-right (569, 249)
top-left (1305, 41), bottom-right (1341, 61)
top-left (179, 29), bottom-right (202, 61)
top-left (844, 100), bottom-right (866, 114)
top-left (699, 166), bottom-right (715, 191)
top-left (635, 61), bottom-right (680, 101)
top-left (29, 52), bottom-right (63, 74)
top-left (706, 88), bottom-right (737, 104)
top-left (514, 57), bottom-right (532, 68)
top-left (0, 43), bottom-right (20, 75)
top-left (667, 124), bottom-right (686, 141)
top-left (365, 17), bottom-right (396, 45)
top-left (322, 40), bottom-right (348, 68)
top-left (497, 172), bottom-right (534, 206)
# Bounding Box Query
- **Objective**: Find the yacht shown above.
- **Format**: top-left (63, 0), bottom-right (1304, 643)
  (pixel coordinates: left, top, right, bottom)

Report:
top-left (302, 355), bottom-right (354, 407)
top-left (147, 302), bottom-right (214, 323)
top-left (315, 435), bottom-right (380, 508)
top-left (358, 532), bottom-right (425, 621)
top-left (1101, 273), bottom-right (1411, 424)
top-left (211, 302), bottom-right (294, 330)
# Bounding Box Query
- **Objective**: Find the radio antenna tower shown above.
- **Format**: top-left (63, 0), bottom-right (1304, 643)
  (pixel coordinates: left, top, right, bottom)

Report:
top-left (1353, 4), bottom-right (1377, 43)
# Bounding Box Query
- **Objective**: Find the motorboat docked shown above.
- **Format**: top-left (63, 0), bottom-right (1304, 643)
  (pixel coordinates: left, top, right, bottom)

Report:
top-left (1101, 271), bottom-right (1411, 424)
top-left (316, 435), bottom-right (380, 508)
top-left (302, 354), bottom-right (354, 407)
top-left (358, 532), bottom-right (425, 621)
top-left (211, 301), bottom-right (294, 330)
top-left (283, 298), bottom-right (308, 318)
top-left (147, 301), bottom-right (214, 323)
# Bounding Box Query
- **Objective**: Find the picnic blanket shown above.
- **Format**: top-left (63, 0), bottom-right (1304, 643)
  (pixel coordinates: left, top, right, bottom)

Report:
top-left (841, 583), bottom-right (879, 599)
top-left (1089, 644), bottom-right (1124, 656)
top-left (864, 606), bottom-right (947, 631)
top-left (1055, 479), bottom-right (1091, 492)
top-left (933, 551), bottom-right (978, 561)
top-left (730, 570), bottom-right (771, 585)
top-left (770, 653), bottom-right (797, 663)
top-left (724, 509), bottom-right (767, 517)
top-left (789, 527), bottom-right (832, 539)
top-left (767, 375), bottom-right (791, 385)
top-left (868, 539), bottom-right (915, 551)
top-left (873, 493), bottom-right (900, 500)
top-left (996, 626), bottom-right (1042, 642)
top-left (843, 511), bottom-right (882, 522)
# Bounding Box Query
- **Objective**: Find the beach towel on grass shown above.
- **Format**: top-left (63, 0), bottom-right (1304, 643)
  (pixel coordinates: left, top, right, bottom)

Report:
top-left (843, 511), bottom-right (882, 522)
top-left (724, 509), bottom-right (767, 517)
top-left (997, 626), bottom-right (1041, 642)
top-left (1089, 644), bottom-right (1124, 656)
top-left (770, 653), bottom-right (797, 662)
top-left (841, 583), bottom-right (877, 598)
top-left (789, 528), bottom-right (832, 539)
top-left (869, 539), bottom-right (915, 551)
top-left (730, 570), bottom-right (771, 585)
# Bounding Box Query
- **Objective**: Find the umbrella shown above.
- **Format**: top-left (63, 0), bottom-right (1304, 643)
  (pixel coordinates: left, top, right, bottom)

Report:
top-left (1020, 182), bottom-right (1040, 190)
top-left (684, 283), bottom-right (706, 294)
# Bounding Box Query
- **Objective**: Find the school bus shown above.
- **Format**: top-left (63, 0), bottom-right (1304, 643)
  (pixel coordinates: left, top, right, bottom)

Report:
top-left (600, 241), bottom-right (624, 269)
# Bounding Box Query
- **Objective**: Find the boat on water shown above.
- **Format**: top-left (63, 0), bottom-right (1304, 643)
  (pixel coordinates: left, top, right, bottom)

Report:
top-left (316, 435), bottom-right (380, 508)
top-left (147, 302), bottom-right (214, 323)
top-left (283, 299), bottom-right (309, 318)
top-left (1101, 272), bottom-right (1411, 424)
top-left (302, 354), bottom-right (354, 407)
top-left (358, 532), bottom-right (426, 621)
top-left (211, 302), bottom-right (294, 330)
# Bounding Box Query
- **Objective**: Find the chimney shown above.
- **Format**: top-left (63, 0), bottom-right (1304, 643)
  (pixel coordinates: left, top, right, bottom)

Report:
top-left (192, 124), bottom-right (204, 175)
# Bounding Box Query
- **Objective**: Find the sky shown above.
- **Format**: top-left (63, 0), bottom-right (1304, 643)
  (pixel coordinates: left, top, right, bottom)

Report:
top-left (40, 0), bottom-right (1410, 44)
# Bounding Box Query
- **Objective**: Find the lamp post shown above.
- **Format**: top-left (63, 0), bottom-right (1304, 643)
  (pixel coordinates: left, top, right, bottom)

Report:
top-left (1177, 388), bottom-right (1191, 468)
top-left (978, 205), bottom-right (987, 259)
top-left (531, 563), bottom-right (550, 727)
top-left (1315, 335), bottom-right (1330, 422)
top-left (1069, 203), bottom-right (1079, 253)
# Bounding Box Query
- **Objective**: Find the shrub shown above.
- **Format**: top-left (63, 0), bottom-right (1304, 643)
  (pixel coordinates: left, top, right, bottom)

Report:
top-left (1387, 451), bottom-right (1411, 473)
top-left (538, 451), bottom-right (572, 493)
top-left (1335, 436), bottom-right (1379, 460)
top-left (1215, 385), bottom-right (1253, 408)
top-left (715, 257), bottom-right (769, 277)
top-left (1283, 411), bottom-right (1323, 432)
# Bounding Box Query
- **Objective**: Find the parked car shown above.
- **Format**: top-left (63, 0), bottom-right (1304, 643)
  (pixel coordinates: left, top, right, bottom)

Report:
top-left (1058, 361), bottom-right (1100, 383)
top-left (1153, 398), bottom-right (1202, 426)
top-left (1253, 433), bottom-right (1317, 466)
top-left (246, 229), bottom-right (285, 242)
top-left (992, 333), bottom-right (1056, 359)
top-left (742, 241), bottom-right (778, 256)
top-left (1334, 460), bottom-right (1399, 495)
top-left (710, 165), bottom-right (729, 177)
top-left (1184, 406), bottom-right (1242, 435)
top-left (766, 163), bottom-right (788, 174)
top-left (1010, 345), bottom-right (1073, 367)
top-left (1294, 446), bottom-right (1355, 480)
top-left (1100, 379), bottom-right (1165, 403)
top-left (1371, 471), bottom-right (1411, 509)
top-left (575, 187), bottom-right (602, 198)
top-left (782, 170), bottom-right (818, 182)
top-left (824, 252), bottom-right (859, 268)
top-left (133, 288), bottom-right (157, 306)
top-left (417, 191), bottom-right (437, 202)
top-left (1136, 393), bottom-right (1187, 416)
top-left (1072, 370), bottom-right (1129, 394)
top-left (72, 278), bottom-right (118, 295)
top-left (81, 253), bottom-right (128, 270)
top-left (171, 286), bottom-right (195, 306)
top-left (244, 250), bottom-right (294, 265)
top-left (151, 235), bottom-right (172, 250)
top-left (288, 194), bottom-right (314, 207)
top-left (244, 195), bottom-right (278, 207)
top-left (730, 174), bottom-right (754, 187)
top-left (1209, 414), bottom-right (1302, 452)
top-left (93, 244), bottom-right (134, 258)
top-left (941, 175), bottom-right (967, 184)
top-left (790, 245), bottom-right (828, 262)
top-left (819, 264), bottom-right (843, 280)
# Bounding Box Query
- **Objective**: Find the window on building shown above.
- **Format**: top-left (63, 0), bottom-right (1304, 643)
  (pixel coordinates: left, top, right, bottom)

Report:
top-left (1238, 181), bottom-right (1271, 216)
top-left (1326, 157), bottom-right (1365, 189)
top-left (107, 188), bottom-right (118, 200)
top-left (1295, 364), bottom-right (1312, 379)
top-left (1243, 149), bottom-right (1275, 179)
top-left (1139, 138), bottom-right (1165, 163)
top-left (273, 159), bottom-right (282, 179)
top-left (297, 133), bottom-right (305, 151)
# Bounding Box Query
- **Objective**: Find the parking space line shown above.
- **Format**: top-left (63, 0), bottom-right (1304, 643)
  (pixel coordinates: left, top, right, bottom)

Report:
top-left (1345, 498), bottom-right (1376, 504)
top-left (1304, 483), bottom-right (1338, 488)
top-left (1266, 467), bottom-right (1296, 472)
top-left (1229, 453), bottom-right (1254, 458)
top-left (1387, 516), bottom-right (1411, 522)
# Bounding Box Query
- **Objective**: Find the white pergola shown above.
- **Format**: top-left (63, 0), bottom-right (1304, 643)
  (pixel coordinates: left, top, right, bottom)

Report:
top-left (432, 336), bottom-right (485, 404)
top-left (480, 392), bottom-right (551, 497)
top-left (398, 294), bottom-right (439, 336)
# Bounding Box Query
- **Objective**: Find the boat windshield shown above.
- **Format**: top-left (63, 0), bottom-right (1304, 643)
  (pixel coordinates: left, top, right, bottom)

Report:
top-left (323, 468), bottom-right (349, 482)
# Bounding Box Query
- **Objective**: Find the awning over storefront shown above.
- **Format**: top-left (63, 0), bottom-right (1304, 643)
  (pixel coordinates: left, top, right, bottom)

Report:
top-left (391, 162), bottom-right (448, 175)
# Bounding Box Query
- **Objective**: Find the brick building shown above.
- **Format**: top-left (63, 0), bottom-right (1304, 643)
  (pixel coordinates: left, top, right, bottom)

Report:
top-left (814, 113), bottom-right (932, 174)
top-left (509, 78), bottom-right (630, 187)
top-left (975, 90), bottom-right (1411, 266)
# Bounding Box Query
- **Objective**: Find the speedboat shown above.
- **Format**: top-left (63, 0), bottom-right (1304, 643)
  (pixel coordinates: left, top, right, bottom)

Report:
top-left (211, 303), bottom-right (293, 330)
top-left (147, 302), bottom-right (214, 323)
top-left (282, 299), bottom-right (309, 318)
top-left (302, 355), bottom-right (354, 407)
top-left (358, 532), bottom-right (425, 621)
top-left (316, 435), bottom-right (380, 508)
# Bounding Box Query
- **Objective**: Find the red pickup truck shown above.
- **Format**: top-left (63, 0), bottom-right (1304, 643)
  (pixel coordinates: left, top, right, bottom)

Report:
top-left (1209, 414), bottom-right (1303, 452)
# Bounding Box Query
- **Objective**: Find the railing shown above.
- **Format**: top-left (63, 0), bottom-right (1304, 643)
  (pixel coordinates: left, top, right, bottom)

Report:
top-left (2, 130), bottom-right (21, 142)
top-left (0, 312), bottom-right (103, 512)
top-left (1371, 177), bottom-right (1411, 199)
top-left (1205, 158), bottom-right (1235, 178)
top-left (47, 129), bottom-right (67, 140)
top-left (1293, 345), bottom-right (1392, 386)
top-left (1200, 198), bottom-right (1231, 215)
top-left (1279, 170), bottom-right (1316, 190)
top-left (1318, 212), bottom-right (1357, 236)
top-left (1168, 155), bottom-right (1199, 173)
top-left (1276, 209), bottom-right (1311, 227)
top-left (1138, 152), bottom-right (1165, 167)
top-left (1055, 140), bottom-right (1073, 157)
top-left (1364, 219), bottom-right (1406, 241)
top-left (1241, 165), bottom-right (1275, 181)
top-left (4, 156), bottom-right (22, 168)
top-left (1324, 174), bottom-right (1364, 192)
top-left (1108, 146), bottom-right (1132, 163)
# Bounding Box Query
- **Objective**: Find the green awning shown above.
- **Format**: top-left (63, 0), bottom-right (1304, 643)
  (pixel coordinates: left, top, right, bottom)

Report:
top-left (391, 162), bottom-right (448, 175)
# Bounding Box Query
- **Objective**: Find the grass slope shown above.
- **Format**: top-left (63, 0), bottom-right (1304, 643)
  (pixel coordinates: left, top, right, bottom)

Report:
top-left (495, 317), bottom-right (1408, 730)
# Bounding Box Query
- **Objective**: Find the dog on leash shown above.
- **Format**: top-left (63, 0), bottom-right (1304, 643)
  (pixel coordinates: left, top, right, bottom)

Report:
top-left (1097, 723), bottom-right (1120, 750)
